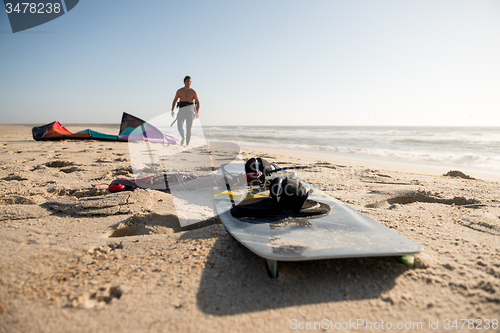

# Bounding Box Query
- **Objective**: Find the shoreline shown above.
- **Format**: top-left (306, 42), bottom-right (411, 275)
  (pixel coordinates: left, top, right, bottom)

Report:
top-left (18, 122), bottom-right (500, 181)
top-left (240, 144), bottom-right (500, 182)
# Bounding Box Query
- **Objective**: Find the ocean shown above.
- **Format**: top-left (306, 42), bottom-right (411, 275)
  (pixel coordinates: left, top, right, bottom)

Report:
top-left (198, 126), bottom-right (500, 175)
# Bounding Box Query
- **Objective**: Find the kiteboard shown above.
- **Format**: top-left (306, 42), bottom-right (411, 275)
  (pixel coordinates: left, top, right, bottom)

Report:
top-left (213, 172), bottom-right (423, 278)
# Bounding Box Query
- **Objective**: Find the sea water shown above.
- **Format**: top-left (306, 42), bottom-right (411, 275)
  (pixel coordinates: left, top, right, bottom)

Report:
top-left (196, 126), bottom-right (500, 175)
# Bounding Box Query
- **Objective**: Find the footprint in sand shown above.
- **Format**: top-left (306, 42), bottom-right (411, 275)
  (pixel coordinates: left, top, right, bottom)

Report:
top-left (109, 213), bottom-right (181, 237)
top-left (111, 166), bottom-right (133, 176)
top-left (67, 285), bottom-right (123, 309)
top-left (0, 205), bottom-right (51, 221)
top-left (2, 174), bottom-right (28, 181)
top-left (61, 166), bottom-right (85, 173)
top-left (139, 164), bottom-right (163, 174)
top-left (95, 158), bottom-right (113, 163)
top-left (45, 190), bottom-right (158, 216)
top-left (457, 216), bottom-right (500, 236)
top-left (109, 212), bottom-right (219, 237)
top-left (194, 166), bottom-right (215, 172)
top-left (46, 185), bottom-right (106, 197)
top-left (0, 195), bottom-right (45, 205)
top-left (365, 191), bottom-right (482, 209)
top-left (38, 160), bottom-right (86, 173)
top-left (45, 160), bottom-right (76, 168)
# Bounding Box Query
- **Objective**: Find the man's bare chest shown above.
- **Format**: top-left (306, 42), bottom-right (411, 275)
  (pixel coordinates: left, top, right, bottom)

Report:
top-left (179, 89), bottom-right (195, 101)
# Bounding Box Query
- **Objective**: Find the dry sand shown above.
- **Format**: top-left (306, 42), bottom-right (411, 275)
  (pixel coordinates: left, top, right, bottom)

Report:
top-left (0, 124), bottom-right (499, 332)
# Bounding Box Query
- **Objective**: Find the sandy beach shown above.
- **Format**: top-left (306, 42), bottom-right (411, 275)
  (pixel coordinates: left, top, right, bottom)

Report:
top-left (0, 124), bottom-right (499, 332)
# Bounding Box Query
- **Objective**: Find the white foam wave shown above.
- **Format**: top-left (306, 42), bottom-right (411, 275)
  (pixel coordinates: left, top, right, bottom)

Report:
top-left (202, 126), bottom-right (500, 173)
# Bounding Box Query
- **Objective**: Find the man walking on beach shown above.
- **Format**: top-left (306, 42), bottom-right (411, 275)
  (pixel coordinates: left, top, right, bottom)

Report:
top-left (171, 76), bottom-right (200, 146)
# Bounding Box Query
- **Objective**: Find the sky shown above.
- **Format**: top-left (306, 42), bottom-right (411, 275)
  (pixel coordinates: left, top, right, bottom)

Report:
top-left (1, 0), bottom-right (499, 126)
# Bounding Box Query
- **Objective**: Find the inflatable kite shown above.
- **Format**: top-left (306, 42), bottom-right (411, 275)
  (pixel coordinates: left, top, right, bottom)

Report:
top-left (32, 112), bottom-right (179, 145)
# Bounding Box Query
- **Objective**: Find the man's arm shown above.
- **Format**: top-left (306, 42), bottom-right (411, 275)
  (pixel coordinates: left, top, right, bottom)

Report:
top-left (171, 90), bottom-right (180, 117)
top-left (194, 91), bottom-right (200, 119)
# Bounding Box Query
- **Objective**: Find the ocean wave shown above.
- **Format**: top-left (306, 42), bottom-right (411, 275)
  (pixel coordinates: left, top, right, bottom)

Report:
top-left (202, 126), bottom-right (500, 173)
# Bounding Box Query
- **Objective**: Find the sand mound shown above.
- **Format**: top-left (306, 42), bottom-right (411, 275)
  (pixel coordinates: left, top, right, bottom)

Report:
top-left (110, 212), bottom-right (181, 237)
top-left (444, 170), bottom-right (475, 179)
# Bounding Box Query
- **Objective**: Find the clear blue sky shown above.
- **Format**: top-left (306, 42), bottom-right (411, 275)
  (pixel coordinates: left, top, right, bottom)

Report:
top-left (1, 0), bottom-right (499, 126)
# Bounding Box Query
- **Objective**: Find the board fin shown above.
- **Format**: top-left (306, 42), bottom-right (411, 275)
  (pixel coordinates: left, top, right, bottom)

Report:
top-left (395, 255), bottom-right (415, 268)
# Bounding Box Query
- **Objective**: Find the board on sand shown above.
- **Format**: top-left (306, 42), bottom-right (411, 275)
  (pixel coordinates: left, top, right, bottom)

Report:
top-left (213, 176), bottom-right (423, 278)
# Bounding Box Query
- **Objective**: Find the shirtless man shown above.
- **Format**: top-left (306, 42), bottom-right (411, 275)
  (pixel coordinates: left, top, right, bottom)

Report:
top-left (171, 76), bottom-right (200, 145)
